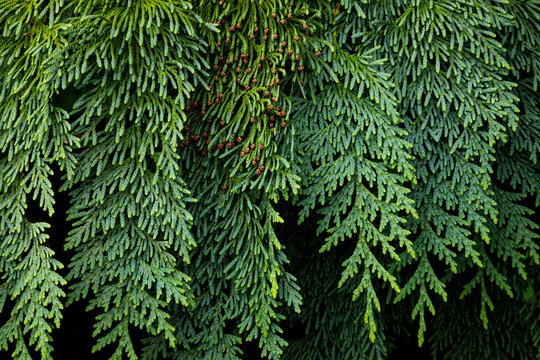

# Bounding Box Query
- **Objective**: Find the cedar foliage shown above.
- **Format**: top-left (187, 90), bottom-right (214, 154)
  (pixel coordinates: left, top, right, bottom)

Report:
top-left (0, 0), bottom-right (538, 359)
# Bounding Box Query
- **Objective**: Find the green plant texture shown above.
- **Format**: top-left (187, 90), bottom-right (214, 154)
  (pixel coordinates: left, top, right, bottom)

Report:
top-left (0, 0), bottom-right (538, 359)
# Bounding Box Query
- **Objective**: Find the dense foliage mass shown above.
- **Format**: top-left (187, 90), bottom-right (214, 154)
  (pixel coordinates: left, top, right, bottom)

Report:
top-left (0, 0), bottom-right (538, 359)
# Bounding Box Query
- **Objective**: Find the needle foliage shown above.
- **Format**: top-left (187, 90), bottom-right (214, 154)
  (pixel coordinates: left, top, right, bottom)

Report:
top-left (0, 0), bottom-right (538, 359)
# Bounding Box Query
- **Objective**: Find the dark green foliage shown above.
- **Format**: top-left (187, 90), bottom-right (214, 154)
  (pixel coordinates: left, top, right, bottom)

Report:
top-left (430, 269), bottom-right (540, 360)
top-left (0, 0), bottom-right (538, 359)
top-left (60, 1), bottom-right (207, 358)
top-left (0, 2), bottom-right (73, 358)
